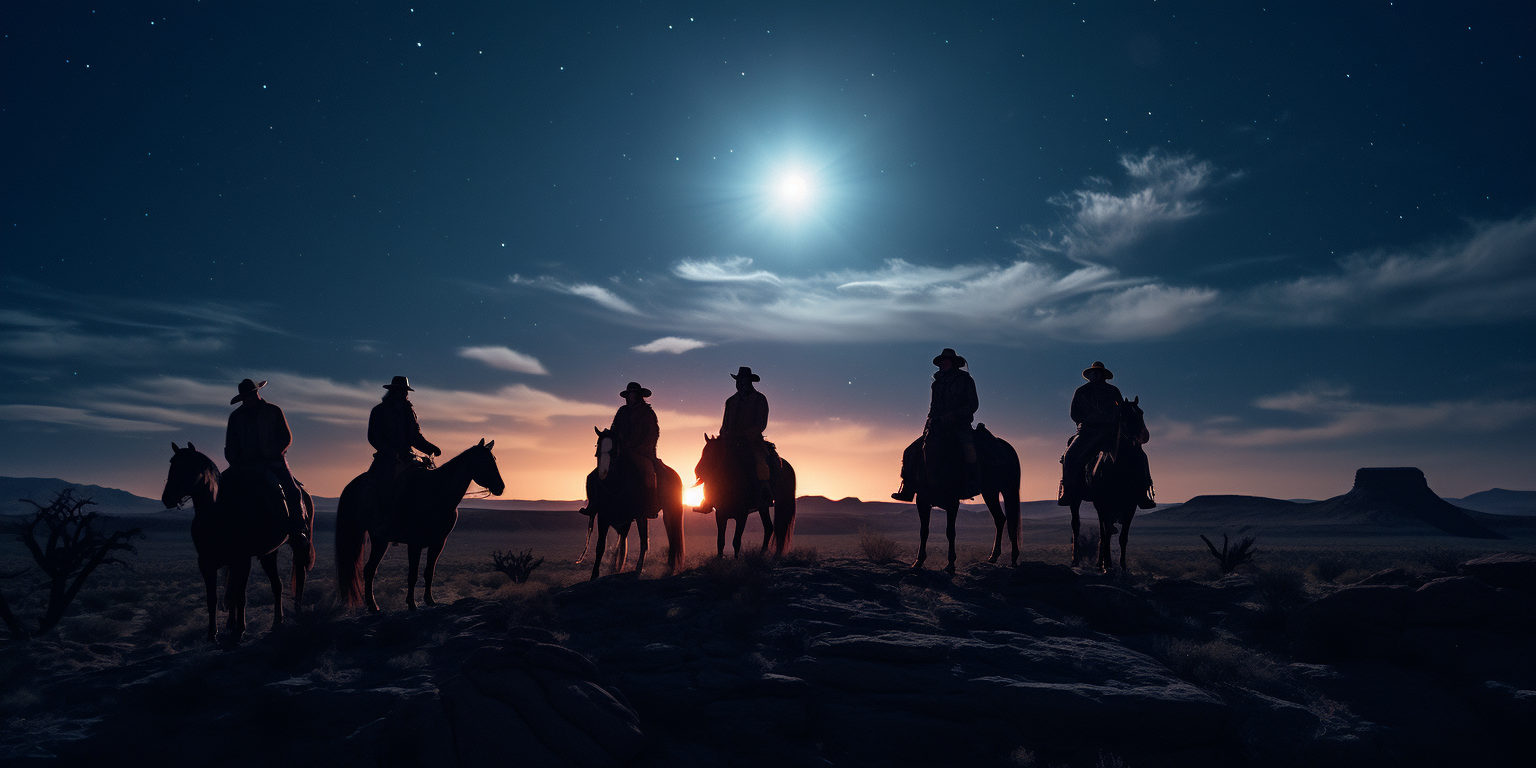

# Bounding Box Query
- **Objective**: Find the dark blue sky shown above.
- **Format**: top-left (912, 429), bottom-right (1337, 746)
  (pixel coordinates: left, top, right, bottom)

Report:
top-left (4, 2), bottom-right (1533, 501)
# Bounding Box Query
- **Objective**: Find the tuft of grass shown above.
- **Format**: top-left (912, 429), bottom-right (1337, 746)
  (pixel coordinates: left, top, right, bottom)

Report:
top-left (1153, 635), bottom-right (1295, 696)
top-left (858, 525), bottom-right (903, 564)
top-left (1419, 546), bottom-right (1469, 575)
top-left (780, 547), bottom-right (820, 567)
top-left (1307, 554), bottom-right (1352, 584)
top-left (1200, 533), bottom-right (1258, 573)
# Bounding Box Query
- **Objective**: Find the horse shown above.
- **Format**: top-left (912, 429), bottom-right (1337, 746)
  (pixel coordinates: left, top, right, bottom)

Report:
top-left (693, 434), bottom-right (797, 558)
top-left (1065, 397), bottom-right (1152, 573)
top-left (576, 428), bottom-right (686, 580)
top-left (336, 439), bottom-right (505, 612)
top-left (903, 423), bottom-right (1022, 574)
top-left (160, 442), bottom-right (315, 644)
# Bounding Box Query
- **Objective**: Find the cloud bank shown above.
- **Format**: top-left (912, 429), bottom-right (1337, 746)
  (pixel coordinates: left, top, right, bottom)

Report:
top-left (632, 337), bottom-right (712, 354)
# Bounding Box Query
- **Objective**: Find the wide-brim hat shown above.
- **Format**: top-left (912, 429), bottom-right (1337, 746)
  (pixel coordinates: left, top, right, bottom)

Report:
top-left (383, 375), bottom-right (414, 391)
top-left (729, 366), bottom-right (760, 382)
top-left (620, 381), bottom-right (652, 398)
top-left (230, 378), bottom-right (266, 404)
top-left (932, 348), bottom-right (967, 367)
top-left (1082, 361), bottom-right (1113, 380)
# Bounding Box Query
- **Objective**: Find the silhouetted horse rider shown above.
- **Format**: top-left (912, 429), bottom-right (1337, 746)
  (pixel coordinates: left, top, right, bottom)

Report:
top-left (1059, 361), bottom-right (1153, 508)
top-left (721, 366), bottom-right (780, 497)
top-left (611, 381), bottom-right (660, 489)
top-left (368, 376), bottom-right (441, 478)
top-left (225, 378), bottom-right (308, 545)
top-left (893, 348), bottom-right (980, 500)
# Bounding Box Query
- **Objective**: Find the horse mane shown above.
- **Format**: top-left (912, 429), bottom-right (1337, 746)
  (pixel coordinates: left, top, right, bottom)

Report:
top-left (437, 443), bottom-right (486, 471)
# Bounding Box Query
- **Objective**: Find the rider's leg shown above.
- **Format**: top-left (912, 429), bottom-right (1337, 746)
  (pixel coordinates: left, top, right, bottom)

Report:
top-left (892, 437), bottom-right (922, 501)
top-left (958, 426), bottom-right (980, 498)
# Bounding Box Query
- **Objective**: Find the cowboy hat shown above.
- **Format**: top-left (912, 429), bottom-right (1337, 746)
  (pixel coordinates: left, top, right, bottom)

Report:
top-left (230, 378), bottom-right (266, 404)
top-left (619, 381), bottom-right (652, 398)
top-left (383, 375), bottom-right (414, 391)
top-left (730, 366), bottom-right (760, 382)
top-left (1082, 361), bottom-right (1113, 380)
top-left (932, 348), bottom-right (967, 367)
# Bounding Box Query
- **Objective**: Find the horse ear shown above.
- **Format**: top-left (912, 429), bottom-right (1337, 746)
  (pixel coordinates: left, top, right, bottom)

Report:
top-left (188, 442), bottom-right (196, 452)
top-left (171, 442), bottom-right (180, 453)
top-left (485, 440), bottom-right (494, 450)
top-left (478, 438), bottom-right (486, 447)
top-left (1133, 396), bottom-right (1139, 404)
top-left (595, 426), bottom-right (602, 436)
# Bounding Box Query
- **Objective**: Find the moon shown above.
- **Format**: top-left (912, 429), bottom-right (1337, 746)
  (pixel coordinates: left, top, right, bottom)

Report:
top-left (776, 173), bottom-right (813, 208)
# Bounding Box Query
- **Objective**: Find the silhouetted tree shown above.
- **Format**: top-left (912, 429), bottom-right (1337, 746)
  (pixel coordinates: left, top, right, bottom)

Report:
top-left (1, 489), bottom-right (142, 639)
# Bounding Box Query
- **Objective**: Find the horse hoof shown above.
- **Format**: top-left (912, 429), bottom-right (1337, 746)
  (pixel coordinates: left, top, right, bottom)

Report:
top-left (987, 555), bottom-right (1000, 564)
top-left (943, 564), bottom-right (957, 576)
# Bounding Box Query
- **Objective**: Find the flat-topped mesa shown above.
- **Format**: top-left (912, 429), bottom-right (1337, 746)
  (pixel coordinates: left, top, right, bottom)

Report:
top-left (1352, 467), bottom-right (1432, 494)
top-left (1337, 467), bottom-right (1504, 539)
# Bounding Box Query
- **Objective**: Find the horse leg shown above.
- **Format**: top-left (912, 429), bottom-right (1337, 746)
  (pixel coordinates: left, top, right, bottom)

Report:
top-left (944, 503), bottom-right (959, 575)
top-left (983, 490), bottom-right (1004, 564)
top-left (291, 544), bottom-right (307, 613)
top-left (227, 557), bottom-right (252, 644)
top-left (1069, 501), bottom-right (1082, 567)
top-left (423, 542), bottom-right (443, 606)
top-left (591, 520), bottom-right (610, 580)
top-left (259, 552), bottom-right (283, 628)
top-left (405, 545), bottom-right (422, 611)
top-left (757, 504), bottom-right (774, 554)
top-left (715, 512), bottom-right (728, 558)
top-left (635, 519), bottom-right (649, 577)
top-left (911, 502), bottom-right (932, 569)
top-left (615, 524), bottom-right (629, 573)
top-left (363, 539), bottom-right (390, 613)
top-left (199, 559), bottom-right (219, 643)
top-left (1119, 510), bottom-right (1135, 573)
top-left (731, 514), bottom-right (747, 558)
top-left (1096, 505), bottom-right (1114, 574)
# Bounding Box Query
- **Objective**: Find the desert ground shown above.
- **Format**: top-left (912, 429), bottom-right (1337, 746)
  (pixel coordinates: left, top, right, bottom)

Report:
top-left (2, 494), bottom-right (1534, 768)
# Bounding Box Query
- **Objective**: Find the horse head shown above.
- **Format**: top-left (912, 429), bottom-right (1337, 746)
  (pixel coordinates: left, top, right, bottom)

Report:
top-left (469, 438), bottom-right (505, 496)
top-left (594, 427), bottom-right (619, 481)
top-left (1121, 396), bottom-right (1150, 445)
top-left (162, 441), bottom-right (218, 509)
top-left (694, 433), bottom-right (721, 486)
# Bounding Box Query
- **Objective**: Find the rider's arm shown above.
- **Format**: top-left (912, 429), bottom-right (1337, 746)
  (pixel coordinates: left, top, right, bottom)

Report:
top-left (271, 405), bottom-right (293, 460)
top-left (753, 394), bottom-right (768, 435)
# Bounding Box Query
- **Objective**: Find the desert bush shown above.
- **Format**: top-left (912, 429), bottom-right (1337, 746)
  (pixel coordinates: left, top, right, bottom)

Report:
top-left (1307, 554), bottom-right (1352, 584)
top-left (1200, 533), bottom-right (1258, 573)
top-left (490, 549), bottom-right (545, 584)
top-left (858, 526), bottom-right (903, 564)
top-left (1419, 546), bottom-right (1469, 575)
top-left (780, 547), bottom-right (820, 567)
top-left (1153, 635), bottom-right (1294, 695)
top-left (1077, 526), bottom-right (1100, 565)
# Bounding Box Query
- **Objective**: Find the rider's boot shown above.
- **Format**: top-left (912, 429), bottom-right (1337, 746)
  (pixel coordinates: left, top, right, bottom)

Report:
top-left (1139, 486), bottom-right (1157, 510)
top-left (890, 479), bottom-right (915, 502)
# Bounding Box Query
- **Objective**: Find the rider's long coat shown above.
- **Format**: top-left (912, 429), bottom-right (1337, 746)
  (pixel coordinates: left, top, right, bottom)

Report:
top-left (369, 397), bottom-right (434, 458)
top-left (721, 388), bottom-right (769, 438)
top-left (927, 369), bottom-right (978, 430)
top-left (1070, 380), bottom-right (1124, 427)
top-left (225, 399), bottom-right (292, 466)
top-left (611, 402), bottom-right (659, 458)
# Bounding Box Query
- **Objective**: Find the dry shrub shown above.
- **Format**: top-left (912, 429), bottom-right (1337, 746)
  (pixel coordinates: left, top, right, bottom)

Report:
top-left (780, 547), bottom-right (820, 567)
top-left (1420, 546), bottom-right (1469, 575)
top-left (858, 525), bottom-right (903, 564)
top-left (1153, 636), bottom-right (1294, 695)
top-left (1307, 554), bottom-right (1352, 584)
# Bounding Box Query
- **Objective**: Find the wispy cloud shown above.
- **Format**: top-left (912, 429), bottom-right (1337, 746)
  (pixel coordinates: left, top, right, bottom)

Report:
top-left (459, 346), bottom-right (550, 375)
top-left (510, 275), bottom-right (641, 314)
top-left (632, 336), bottom-right (712, 354)
top-left (1237, 212), bottom-right (1536, 326)
top-left (0, 404), bottom-right (176, 432)
top-left (1156, 385), bottom-right (1536, 447)
top-left (1034, 151), bottom-right (1217, 266)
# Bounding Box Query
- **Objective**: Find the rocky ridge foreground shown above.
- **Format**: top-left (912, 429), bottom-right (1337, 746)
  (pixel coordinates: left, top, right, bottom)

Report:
top-left (2, 555), bottom-right (1533, 768)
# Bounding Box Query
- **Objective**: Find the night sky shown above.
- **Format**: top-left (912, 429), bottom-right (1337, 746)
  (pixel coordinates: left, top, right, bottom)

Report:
top-left (3, 2), bottom-right (1533, 503)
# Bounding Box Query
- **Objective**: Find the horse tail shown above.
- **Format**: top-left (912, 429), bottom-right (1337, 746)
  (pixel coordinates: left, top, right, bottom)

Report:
top-left (658, 463), bottom-right (685, 573)
top-left (999, 439), bottom-right (1022, 550)
top-left (575, 514), bottom-right (595, 565)
top-left (297, 489), bottom-right (317, 574)
top-left (335, 476), bottom-right (367, 607)
top-left (772, 460), bottom-right (797, 555)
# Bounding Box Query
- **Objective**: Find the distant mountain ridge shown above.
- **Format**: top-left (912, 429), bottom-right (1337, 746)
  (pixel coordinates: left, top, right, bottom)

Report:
top-left (0, 477), bottom-right (166, 516)
top-left (1443, 488), bottom-right (1536, 516)
top-left (1150, 468), bottom-right (1512, 539)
